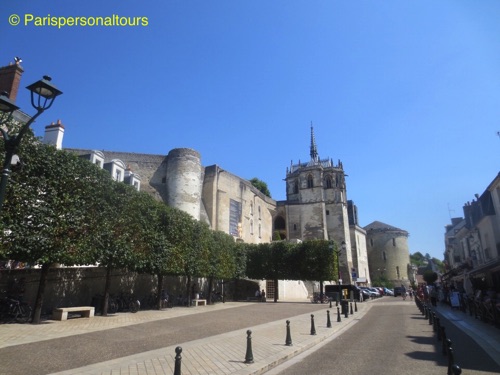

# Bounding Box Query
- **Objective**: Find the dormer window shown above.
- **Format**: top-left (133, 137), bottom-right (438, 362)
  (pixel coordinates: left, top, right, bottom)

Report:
top-left (104, 159), bottom-right (126, 182)
top-left (89, 150), bottom-right (104, 169)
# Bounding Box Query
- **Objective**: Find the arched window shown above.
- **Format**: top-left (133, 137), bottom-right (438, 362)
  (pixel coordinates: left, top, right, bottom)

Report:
top-left (293, 180), bottom-right (299, 194)
top-left (250, 202), bottom-right (253, 215)
top-left (307, 174), bottom-right (314, 188)
top-left (250, 220), bottom-right (254, 235)
top-left (325, 175), bottom-right (332, 189)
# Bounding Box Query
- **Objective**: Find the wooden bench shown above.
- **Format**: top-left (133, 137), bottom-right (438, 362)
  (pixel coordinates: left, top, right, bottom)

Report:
top-left (52, 306), bottom-right (95, 321)
top-left (192, 299), bottom-right (207, 307)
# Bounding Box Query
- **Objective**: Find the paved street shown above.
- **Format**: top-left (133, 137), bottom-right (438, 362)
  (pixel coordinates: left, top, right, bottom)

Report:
top-left (267, 301), bottom-right (500, 375)
top-left (0, 297), bottom-right (499, 375)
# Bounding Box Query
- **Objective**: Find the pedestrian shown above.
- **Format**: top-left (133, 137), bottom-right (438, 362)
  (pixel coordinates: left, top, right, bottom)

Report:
top-left (255, 289), bottom-right (261, 299)
top-left (261, 289), bottom-right (266, 302)
top-left (401, 285), bottom-right (407, 300)
top-left (408, 288), bottom-right (413, 301)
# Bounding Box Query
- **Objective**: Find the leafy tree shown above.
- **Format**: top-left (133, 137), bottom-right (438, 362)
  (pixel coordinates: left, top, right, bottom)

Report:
top-left (423, 270), bottom-right (438, 285)
top-left (249, 177), bottom-right (271, 198)
top-left (206, 230), bottom-right (236, 303)
top-left (296, 240), bottom-right (335, 296)
top-left (1, 129), bottom-right (114, 323)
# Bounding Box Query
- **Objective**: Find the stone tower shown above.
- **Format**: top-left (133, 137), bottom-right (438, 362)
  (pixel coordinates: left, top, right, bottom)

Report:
top-left (281, 125), bottom-right (354, 283)
top-left (166, 148), bottom-right (203, 220)
top-left (365, 221), bottom-right (411, 287)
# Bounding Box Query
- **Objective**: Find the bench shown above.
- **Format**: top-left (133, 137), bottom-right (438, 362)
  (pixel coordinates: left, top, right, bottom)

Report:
top-left (192, 299), bottom-right (207, 307)
top-left (52, 306), bottom-right (95, 321)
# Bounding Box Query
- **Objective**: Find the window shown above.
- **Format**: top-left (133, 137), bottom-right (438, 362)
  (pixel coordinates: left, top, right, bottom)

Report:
top-left (325, 176), bottom-right (332, 189)
top-left (326, 210), bottom-right (330, 215)
top-left (307, 175), bottom-right (313, 188)
top-left (258, 205), bottom-right (261, 220)
top-left (250, 220), bottom-right (254, 235)
top-left (392, 238), bottom-right (396, 246)
top-left (383, 251), bottom-right (387, 261)
top-left (258, 223), bottom-right (262, 238)
top-left (229, 199), bottom-right (242, 236)
top-left (293, 180), bottom-right (299, 194)
top-left (250, 202), bottom-right (253, 215)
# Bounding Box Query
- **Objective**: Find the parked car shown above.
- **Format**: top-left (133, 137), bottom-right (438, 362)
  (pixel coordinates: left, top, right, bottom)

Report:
top-left (383, 287), bottom-right (394, 296)
top-left (393, 287), bottom-right (403, 297)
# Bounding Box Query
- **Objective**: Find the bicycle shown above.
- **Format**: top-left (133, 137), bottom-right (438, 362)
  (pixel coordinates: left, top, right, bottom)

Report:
top-left (0, 296), bottom-right (32, 323)
top-left (112, 293), bottom-right (140, 313)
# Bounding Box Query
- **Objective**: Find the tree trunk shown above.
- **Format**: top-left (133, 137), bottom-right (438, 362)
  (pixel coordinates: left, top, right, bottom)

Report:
top-left (207, 277), bottom-right (214, 304)
top-left (273, 278), bottom-right (279, 303)
top-left (186, 275), bottom-right (192, 306)
top-left (31, 263), bottom-right (50, 324)
top-left (157, 274), bottom-right (164, 310)
top-left (102, 266), bottom-right (112, 316)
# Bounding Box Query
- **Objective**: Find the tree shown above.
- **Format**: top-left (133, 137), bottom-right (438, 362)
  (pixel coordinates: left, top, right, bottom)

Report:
top-left (249, 178), bottom-right (271, 198)
top-left (423, 270), bottom-right (438, 285)
top-left (1, 129), bottom-right (115, 323)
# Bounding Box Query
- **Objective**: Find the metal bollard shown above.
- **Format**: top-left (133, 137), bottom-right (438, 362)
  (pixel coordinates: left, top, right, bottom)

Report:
top-left (337, 306), bottom-right (341, 322)
top-left (451, 364), bottom-right (462, 375)
top-left (433, 313), bottom-right (437, 332)
top-left (329, 299), bottom-right (332, 309)
top-left (350, 302), bottom-right (353, 315)
top-left (441, 327), bottom-right (447, 355)
top-left (344, 303), bottom-right (348, 318)
top-left (355, 301), bottom-right (358, 312)
top-left (327, 310), bottom-right (332, 328)
top-left (173, 346), bottom-right (182, 375)
top-left (310, 314), bottom-right (316, 335)
top-left (244, 330), bottom-right (254, 363)
top-left (436, 317), bottom-right (441, 340)
top-left (424, 305), bottom-right (428, 319)
top-left (447, 340), bottom-right (455, 375)
top-left (429, 309), bottom-right (433, 325)
top-left (285, 320), bottom-right (292, 346)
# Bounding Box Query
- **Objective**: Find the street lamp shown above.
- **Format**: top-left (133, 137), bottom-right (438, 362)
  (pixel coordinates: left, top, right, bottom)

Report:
top-left (0, 76), bottom-right (63, 212)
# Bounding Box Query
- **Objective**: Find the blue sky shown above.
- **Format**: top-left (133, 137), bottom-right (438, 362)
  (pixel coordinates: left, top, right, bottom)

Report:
top-left (2, 1), bottom-right (500, 260)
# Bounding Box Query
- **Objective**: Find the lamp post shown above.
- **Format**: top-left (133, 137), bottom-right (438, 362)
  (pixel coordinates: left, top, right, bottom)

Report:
top-left (0, 76), bottom-right (62, 213)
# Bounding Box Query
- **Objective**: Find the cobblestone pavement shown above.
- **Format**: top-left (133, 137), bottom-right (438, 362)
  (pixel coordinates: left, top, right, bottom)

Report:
top-left (0, 297), bottom-right (498, 375)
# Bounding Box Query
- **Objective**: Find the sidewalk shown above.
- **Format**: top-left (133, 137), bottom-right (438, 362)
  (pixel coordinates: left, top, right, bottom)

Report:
top-left (48, 300), bottom-right (371, 375)
top-left (433, 302), bottom-right (500, 368)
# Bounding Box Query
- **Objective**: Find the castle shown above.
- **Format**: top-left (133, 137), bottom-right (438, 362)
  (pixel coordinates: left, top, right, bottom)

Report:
top-left (1, 60), bottom-right (413, 299)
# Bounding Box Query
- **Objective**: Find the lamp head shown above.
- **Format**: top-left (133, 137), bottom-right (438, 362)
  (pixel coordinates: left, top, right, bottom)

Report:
top-left (26, 76), bottom-right (63, 111)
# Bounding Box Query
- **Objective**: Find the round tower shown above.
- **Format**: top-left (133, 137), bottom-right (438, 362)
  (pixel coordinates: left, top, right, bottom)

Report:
top-left (365, 221), bottom-right (410, 287)
top-left (166, 148), bottom-right (202, 220)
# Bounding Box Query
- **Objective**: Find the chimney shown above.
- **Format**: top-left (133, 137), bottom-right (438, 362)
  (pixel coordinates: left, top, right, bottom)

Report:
top-left (0, 61), bottom-right (24, 102)
top-left (43, 119), bottom-right (65, 150)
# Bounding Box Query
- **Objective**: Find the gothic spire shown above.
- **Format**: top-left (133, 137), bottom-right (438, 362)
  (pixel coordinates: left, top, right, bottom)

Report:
top-left (310, 122), bottom-right (318, 162)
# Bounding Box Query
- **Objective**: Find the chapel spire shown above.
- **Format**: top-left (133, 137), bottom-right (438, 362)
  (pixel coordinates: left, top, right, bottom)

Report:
top-left (310, 122), bottom-right (318, 162)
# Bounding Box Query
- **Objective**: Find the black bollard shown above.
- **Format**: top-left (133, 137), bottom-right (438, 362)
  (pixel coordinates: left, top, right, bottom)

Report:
top-left (429, 310), bottom-right (433, 325)
top-left (344, 303), bottom-right (348, 318)
top-left (447, 341), bottom-right (455, 375)
top-left (424, 305), bottom-right (429, 319)
top-left (327, 310), bottom-right (332, 328)
top-left (244, 330), bottom-right (254, 363)
top-left (173, 346), bottom-right (182, 375)
top-left (337, 306), bottom-right (341, 322)
top-left (285, 320), bottom-right (292, 346)
top-left (329, 299), bottom-right (332, 309)
top-left (441, 327), bottom-right (447, 355)
top-left (436, 317), bottom-right (441, 340)
top-left (310, 314), bottom-right (316, 335)
top-left (433, 313), bottom-right (437, 332)
top-left (350, 302), bottom-right (353, 315)
top-left (355, 301), bottom-right (358, 312)
top-left (451, 364), bottom-right (462, 375)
